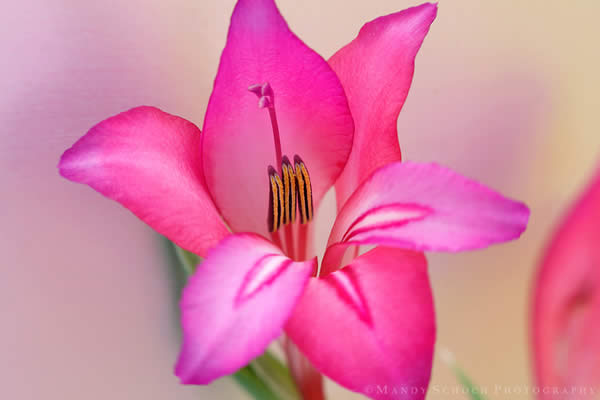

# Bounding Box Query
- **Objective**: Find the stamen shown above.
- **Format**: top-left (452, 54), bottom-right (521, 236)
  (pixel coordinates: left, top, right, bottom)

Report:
top-left (275, 173), bottom-right (284, 229)
top-left (267, 156), bottom-right (314, 233)
top-left (268, 166), bottom-right (284, 233)
top-left (294, 155), bottom-right (314, 224)
top-left (281, 156), bottom-right (296, 225)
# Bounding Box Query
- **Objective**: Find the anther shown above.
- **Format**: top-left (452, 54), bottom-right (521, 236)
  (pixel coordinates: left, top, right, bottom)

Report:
top-left (281, 156), bottom-right (296, 225)
top-left (294, 155), bottom-right (314, 224)
top-left (267, 166), bottom-right (284, 233)
top-left (267, 155), bottom-right (314, 232)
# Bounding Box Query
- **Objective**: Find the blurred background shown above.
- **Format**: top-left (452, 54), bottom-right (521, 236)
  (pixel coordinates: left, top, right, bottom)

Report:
top-left (2, 0), bottom-right (599, 399)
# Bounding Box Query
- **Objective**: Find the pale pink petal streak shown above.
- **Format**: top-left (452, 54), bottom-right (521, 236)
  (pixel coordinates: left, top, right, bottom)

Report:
top-left (202, 0), bottom-right (354, 237)
top-left (322, 162), bottom-right (529, 274)
top-left (58, 106), bottom-right (228, 258)
top-left (176, 233), bottom-right (315, 384)
top-left (330, 3), bottom-right (437, 210)
top-left (532, 166), bottom-right (600, 396)
top-left (286, 247), bottom-right (435, 400)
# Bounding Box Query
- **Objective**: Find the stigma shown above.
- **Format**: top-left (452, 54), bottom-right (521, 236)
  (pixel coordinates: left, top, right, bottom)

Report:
top-left (268, 155), bottom-right (313, 232)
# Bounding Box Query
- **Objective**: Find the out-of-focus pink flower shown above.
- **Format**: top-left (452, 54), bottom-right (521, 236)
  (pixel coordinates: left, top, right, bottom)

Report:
top-left (532, 166), bottom-right (600, 398)
top-left (59, 1), bottom-right (529, 398)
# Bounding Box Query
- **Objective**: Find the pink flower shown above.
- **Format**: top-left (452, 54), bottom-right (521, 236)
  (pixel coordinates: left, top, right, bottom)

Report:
top-left (58, 1), bottom-right (529, 398)
top-left (532, 166), bottom-right (600, 398)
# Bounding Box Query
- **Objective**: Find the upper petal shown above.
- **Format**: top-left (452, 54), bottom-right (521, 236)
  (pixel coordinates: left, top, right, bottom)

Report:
top-left (286, 247), bottom-right (435, 400)
top-left (202, 0), bottom-right (354, 236)
top-left (176, 233), bottom-right (315, 384)
top-left (58, 106), bottom-right (228, 258)
top-left (322, 162), bottom-right (530, 274)
top-left (532, 166), bottom-right (600, 395)
top-left (330, 3), bottom-right (437, 210)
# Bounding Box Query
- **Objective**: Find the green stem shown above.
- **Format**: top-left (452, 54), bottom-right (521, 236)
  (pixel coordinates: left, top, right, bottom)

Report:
top-left (441, 349), bottom-right (486, 400)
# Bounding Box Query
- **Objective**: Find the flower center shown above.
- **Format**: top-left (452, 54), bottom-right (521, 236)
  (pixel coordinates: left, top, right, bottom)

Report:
top-left (249, 82), bottom-right (314, 261)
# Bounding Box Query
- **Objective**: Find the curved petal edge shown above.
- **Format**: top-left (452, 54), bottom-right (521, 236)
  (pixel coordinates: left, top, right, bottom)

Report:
top-left (323, 162), bottom-right (529, 274)
top-left (331, 3), bottom-right (437, 210)
top-left (286, 247), bottom-right (435, 400)
top-left (58, 106), bottom-right (229, 258)
top-left (532, 166), bottom-right (600, 394)
top-left (176, 233), bottom-right (315, 384)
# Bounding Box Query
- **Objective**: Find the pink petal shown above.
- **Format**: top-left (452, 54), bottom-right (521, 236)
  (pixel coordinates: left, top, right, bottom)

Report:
top-left (322, 162), bottom-right (529, 274)
top-left (532, 167), bottom-right (600, 395)
top-left (330, 3), bottom-right (437, 210)
top-left (285, 247), bottom-right (435, 400)
top-left (59, 106), bottom-right (228, 258)
top-left (202, 0), bottom-right (354, 236)
top-left (175, 233), bottom-right (315, 384)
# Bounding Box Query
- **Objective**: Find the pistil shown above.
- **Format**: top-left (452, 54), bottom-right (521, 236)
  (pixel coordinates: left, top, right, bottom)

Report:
top-left (249, 82), bottom-right (282, 170)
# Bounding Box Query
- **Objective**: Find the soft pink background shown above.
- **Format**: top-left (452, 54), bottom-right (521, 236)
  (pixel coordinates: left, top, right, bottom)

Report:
top-left (2, 1), bottom-right (599, 399)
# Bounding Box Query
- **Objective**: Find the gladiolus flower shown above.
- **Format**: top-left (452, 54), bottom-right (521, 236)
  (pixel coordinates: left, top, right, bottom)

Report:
top-left (532, 166), bottom-right (600, 398)
top-left (58, 1), bottom-right (529, 399)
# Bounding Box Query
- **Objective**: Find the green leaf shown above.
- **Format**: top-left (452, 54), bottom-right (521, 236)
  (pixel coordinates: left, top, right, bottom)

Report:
top-left (232, 365), bottom-right (282, 400)
top-left (251, 351), bottom-right (301, 400)
top-left (173, 244), bottom-right (201, 276)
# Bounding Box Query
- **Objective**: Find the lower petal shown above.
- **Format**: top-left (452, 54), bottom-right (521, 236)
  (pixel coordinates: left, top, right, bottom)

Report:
top-left (175, 233), bottom-right (315, 384)
top-left (285, 247), bottom-right (435, 400)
